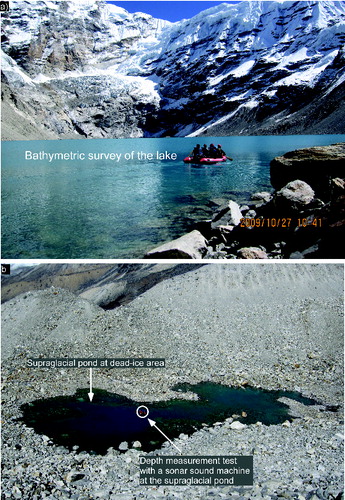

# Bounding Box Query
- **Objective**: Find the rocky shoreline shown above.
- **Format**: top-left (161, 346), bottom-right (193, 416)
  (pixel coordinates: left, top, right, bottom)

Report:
top-left (145, 143), bottom-right (345, 259)
top-left (1, 264), bottom-right (343, 499)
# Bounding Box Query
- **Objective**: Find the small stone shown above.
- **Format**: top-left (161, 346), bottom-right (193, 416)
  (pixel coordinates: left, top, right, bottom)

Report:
top-left (119, 441), bottom-right (128, 451)
top-left (65, 470), bottom-right (76, 482)
top-left (94, 490), bottom-right (111, 498)
top-left (237, 247), bottom-right (268, 259)
top-left (11, 486), bottom-right (22, 499)
top-left (251, 191), bottom-right (273, 203)
top-left (132, 441), bottom-right (141, 448)
top-left (229, 421), bottom-right (246, 430)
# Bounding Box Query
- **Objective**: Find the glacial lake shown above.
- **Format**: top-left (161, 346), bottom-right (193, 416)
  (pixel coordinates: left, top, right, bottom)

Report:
top-left (2, 134), bottom-right (344, 259)
top-left (20, 383), bottom-right (319, 454)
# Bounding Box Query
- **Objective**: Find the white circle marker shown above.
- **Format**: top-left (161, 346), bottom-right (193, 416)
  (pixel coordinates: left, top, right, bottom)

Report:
top-left (136, 405), bottom-right (149, 418)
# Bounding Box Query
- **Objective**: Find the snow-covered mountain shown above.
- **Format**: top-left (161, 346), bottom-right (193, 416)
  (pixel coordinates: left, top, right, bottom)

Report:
top-left (1, 0), bottom-right (345, 139)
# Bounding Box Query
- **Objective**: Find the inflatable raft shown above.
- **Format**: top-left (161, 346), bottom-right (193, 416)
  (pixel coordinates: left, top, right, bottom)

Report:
top-left (183, 155), bottom-right (227, 164)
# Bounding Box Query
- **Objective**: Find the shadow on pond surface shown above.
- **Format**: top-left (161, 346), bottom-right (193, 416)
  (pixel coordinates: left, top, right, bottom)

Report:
top-left (20, 382), bottom-right (319, 455)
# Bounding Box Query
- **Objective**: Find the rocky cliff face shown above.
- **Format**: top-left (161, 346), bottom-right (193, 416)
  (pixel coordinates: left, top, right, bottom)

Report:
top-left (1, 0), bottom-right (345, 139)
top-left (1, 0), bottom-right (167, 138)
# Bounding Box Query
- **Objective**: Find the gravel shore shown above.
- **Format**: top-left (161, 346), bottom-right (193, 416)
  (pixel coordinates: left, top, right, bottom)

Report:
top-left (1, 263), bottom-right (343, 499)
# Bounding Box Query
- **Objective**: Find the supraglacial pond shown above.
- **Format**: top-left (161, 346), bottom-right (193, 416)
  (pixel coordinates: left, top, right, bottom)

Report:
top-left (20, 383), bottom-right (319, 454)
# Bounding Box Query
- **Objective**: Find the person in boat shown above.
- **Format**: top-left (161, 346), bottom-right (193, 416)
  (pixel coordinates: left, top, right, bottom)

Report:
top-left (201, 144), bottom-right (209, 157)
top-left (191, 144), bottom-right (202, 161)
top-left (209, 143), bottom-right (218, 158)
top-left (217, 144), bottom-right (226, 157)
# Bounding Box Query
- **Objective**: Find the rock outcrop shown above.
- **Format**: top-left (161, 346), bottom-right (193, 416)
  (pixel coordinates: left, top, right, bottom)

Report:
top-left (270, 143), bottom-right (345, 198)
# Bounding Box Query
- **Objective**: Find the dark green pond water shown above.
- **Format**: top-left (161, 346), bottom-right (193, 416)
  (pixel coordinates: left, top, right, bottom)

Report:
top-left (20, 382), bottom-right (319, 454)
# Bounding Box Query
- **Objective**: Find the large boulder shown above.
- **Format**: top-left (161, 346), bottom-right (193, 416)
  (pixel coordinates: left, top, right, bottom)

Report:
top-left (275, 180), bottom-right (315, 208)
top-left (144, 230), bottom-right (208, 259)
top-left (270, 143), bottom-right (345, 199)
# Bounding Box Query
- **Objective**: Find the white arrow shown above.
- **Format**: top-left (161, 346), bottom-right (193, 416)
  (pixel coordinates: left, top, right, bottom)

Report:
top-left (148, 418), bottom-right (182, 454)
top-left (88, 368), bottom-right (94, 402)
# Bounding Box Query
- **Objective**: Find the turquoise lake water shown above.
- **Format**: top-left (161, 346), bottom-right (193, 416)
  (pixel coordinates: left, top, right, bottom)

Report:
top-left (2, 134), bottom-right (344, 259)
